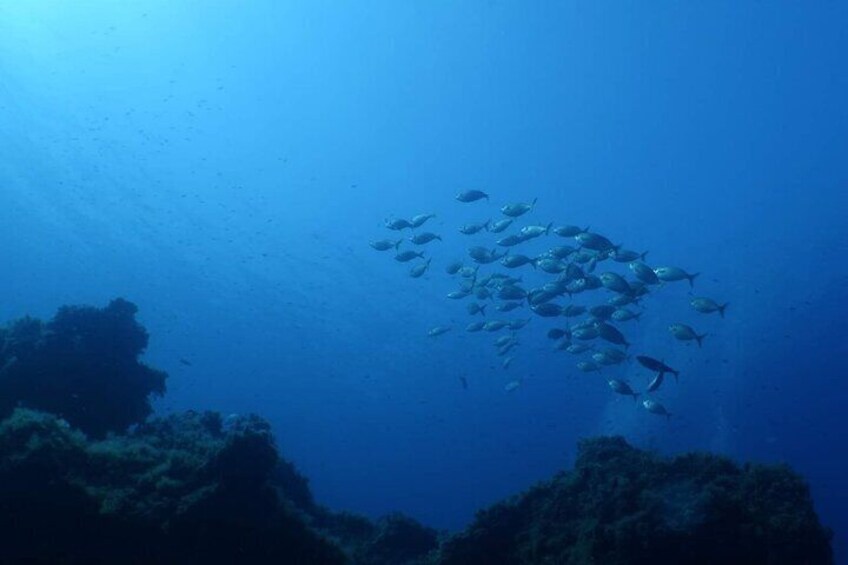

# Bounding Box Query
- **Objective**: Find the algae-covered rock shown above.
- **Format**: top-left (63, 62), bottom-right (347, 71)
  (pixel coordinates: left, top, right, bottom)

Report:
top-left (437, 436), bottom-right (833, 565)
top-left (0, 298), bottom-right (167, 437)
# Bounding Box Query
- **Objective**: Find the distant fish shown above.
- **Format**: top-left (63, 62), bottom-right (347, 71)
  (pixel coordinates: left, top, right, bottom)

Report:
top-left (504, 378), bottom-right (522, 392)
top-left (395, 250), bottom-right (424, 262)
top-left (496, 234), bottom-right (527, 247)
top-left (385, 218), bottom-right (413, 230)
top-left (519, 223), bottom-right (552, 239)
top-left (566, 343), bottom-right (594, 355)
top-left (553, 225), bottom-right (589, 237)
top-left (497, 285), bottom-right (528, 301)
top-left (370, 239), bottom-right (402, 251)
top-left (483, 320), bottom-right (509, 332)
top-left (502, 356), bottom-right (514, 369)
top-left (465, 321), bottom-right (485, 332)
top-left (611, 308), bottom-right (641, 322)
top-left (643, 399), bottom-right (671, 419)
top-left (547, 328), bottom-right (568, 340)
top-left (507, 318), bottom-right (531, 330)
top-left (531, 303), bottom-right (562, 317)
top-left (488, 218), bottom-right (514, 233)
top-left (654, 266), bottom-right (699, 287)
top-left (608, 379), bottom-right (639, 400)
top-left (589, 305), bottom-right (616, 321)
top-left (577, 360), bottom-right (601, 372)
top-left (179, 358), bottom-right (192, 367)
top-left (536, 258), bottom-right (565, 274)
top-left (409, 259), bottom-right (432, 278)
top-left (629, 261), bottom-right (661, 285)
top-left (427, 325), bottom-right (452, 337)
top-left (445, 261), bottom-right (463, 275)
top-left (496, 301), bottom-right (524, 312)
top-left (596, 322), bottom-right (630, 348)
top-left (459, 376), bottom-right (468, 390)
top-left (466, 302), bottom-right (487, 316)
top-left (459, 221), bottom-right (490, 235)
top-left (610, 249), bottom-right (647, 263)
top-left (575, 232), bottom-right (618, 252)
top-left (456, 190), bottom-right (489, 203)
top-left (410, 213), bottom-right (436, 228)
top-left (467, 246), bottom-right (503, 264)
top-left (501, 254), bottom-right (536, 269)
top-left (668, 323), bottom-right (707, 347)
top-left (409, 232), bottom-right (442, 245)
top-left (599, 272), bottom-right (631, 294)
top-left (447, 289), bottom-right (472, 299)
top-left (690, 297), bottom-right (728, 318)
top-left (500, 198), bottom-right (537, 217)
top-left (636, 356), bottom-right (680, 381)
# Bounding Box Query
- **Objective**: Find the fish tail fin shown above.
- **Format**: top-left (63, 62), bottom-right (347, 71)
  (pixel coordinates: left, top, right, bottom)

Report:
top-left (671, 369), bottom-right (679, 382)
top-left (531, 197), bottom-right (538, 210)
top-left (426, 258), bottom-right (432, 266)
top-left (545, 221), bottom-right (552, 235)
top-left (481, 304), bottom-right (487, 316)
top-left (640, 251), bottom-right (649, 261)
top-left (688, 272), bottom-right (700, 288)
top-left (583, 225), bottom-right (591, 233)
top-left (484, 192), bottom-right (490, 200)
top-left (632, 392), bottom-right (640, 402)
top-left (696, 333), bottom-right (707, 348)
top-left (395, 240), bottom-right (402, 250)
top-left (484, 219), bottom-right (491, 231)
top-left (719, 303), bottom-right (729, 318)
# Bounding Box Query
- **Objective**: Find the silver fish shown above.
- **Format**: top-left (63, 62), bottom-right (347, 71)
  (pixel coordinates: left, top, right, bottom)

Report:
top-left (629, 261), bottom-right (661, 285)
top-left (501, 198), bottom-right (537, 217)
top-left (668, 323), bottom-right (707, 347)
top-left (395, 250), bottom-right (424, 262)
top-left (370, 239), bottom-right (401, 251)
top-left (553, 225), bottom-right (588, 237)
top-left (690, 297), bottom-right (728, 318)
top-left (488, 218), bottom-right (514, 233)
top-left (654, 266), bottom-right (699, 287)
top-left (427, 325), bottom-right (452, 337)
top-left (608, 379), bottom-right (640, 400)
top-left (385, 218), bottom-right (413, 230)
top-left (459, 221), bottom-right (490, 235)
top-left (409, 232), bottom-right (442, 245)
top-left (409, 259), bottom-right (432, 278)
top-left (456, 190), bottom-right (489, 202)
top-left (643, 399), bottom-right (671, 419)
top-left (410, 213), bottom-right (436, 228)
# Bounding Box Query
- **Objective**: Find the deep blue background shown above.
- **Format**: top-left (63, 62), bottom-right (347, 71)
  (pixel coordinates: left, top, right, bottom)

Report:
top-left (2, 2), bottom-right (846, 560)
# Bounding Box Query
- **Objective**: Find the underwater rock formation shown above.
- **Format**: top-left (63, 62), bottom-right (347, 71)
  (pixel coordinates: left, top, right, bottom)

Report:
top-left (436, 436), bottom-right (833, 565)
top-left (0, 298), bottom-right (167, 437)
top-left (0, 300), bottom-right (833, 563)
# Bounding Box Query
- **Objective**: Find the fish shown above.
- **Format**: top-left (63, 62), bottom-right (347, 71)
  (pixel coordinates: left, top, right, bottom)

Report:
top-left (547, 328), bottom-right (568, 340)
top-left (385, 218), bottom-right (413, 230)
top-left (531, 303), bottom-right (562, 317)
top-left (370, 239), bottom-right (402, 251)
top-left (427, 325), bottom-right (452, 337)
top-left (409, 232), bottom-right (442, 245)
top-left (668, 323), bottom-right (707, 347)
top-left (507, 318), bottom-right (531, 330)
top-left (466, 302), bottom-right (487, 316)
top-left (179, 358), bottom-right (192, 366)
top-left (562, 305), bottom-right (588, 318)
top-left (608, 294), bottom-right (639, 307)
top-left (498, 341), bottom-right (518, 356)
top-left (592, 352), bottom-right (621, 366)
top-left (501, 254), bottom-right (536, 269)
top-left (502, 356), bottom-right (514, 369)
top-left (553, 225), bottom-right (588, 237)
top-left (542, 280), bottom-right (569, 296)
top-left (496, 234), bottom-right (527, 247)
top-left (536, 258), bottom-right (566, 274)
top-left (654, 266), bottom-right (699, 287)
top-left (494, 334), bottom-right (515, 347)
top-left (598, 347), bottom-right (627, 363)
top-left (395, 250), bottom-right (424, 262)
top-left (690, 297), bottom-right (729, 318)
top-left (504, 379), bottom-right (522, 392)
top-left (575, 232), bottom-right (618, 252)
top-left (599, 272), bottom-right (632, 294)
top-left (636, 356), bottom-right (680, 381)
top-left (456, 190), bottom-right (489, 202)
top-left (566, 343), bottom-right (593, 354)
top-left (445, 261), bottom-right (463, 275)
top-left (465, 321), bottom-right (485, 332)
top-left (497, 285), bottom-right (528, 301)
top-left (458, 265), bottom-right (479, 278)
top-left (496, 301), bottom-right (524, 312)
top-left (467, 246), bottom-right (503, 264)
top-left (459, 376), bottom-right (468, 389)
top-left (629, 261), bottom-right (661, 285)
top-left (519, 223), bottom-right (552, 239)
top-left (474, 286), bottom-right (492, 300)
top-left (447, 289), bottom-right (472, 299)
top-left (483, 320), bottom-right (509, 332)
top-left (410, 213), bottom-right (436, 228)
top-left (608, 379), bottom-right (640, 400)
top-left (583, 275), bottom-right (603, 290)
top-left (409, 259), bottom-right (432, 278)
top-left (577, 360), bottom-right (601, 372)
top-left (589, 305), bottom-right (617, 320)
top-left (596, 322), bottom-right (630, 348)
top-left (527, 289), bottom-right (558, 306)
top-left (611, 308), bottom-right (641, 322)
top-left (646, 372), bottom-right (665, 392)
top-left (501, 198), bottom-right (537, 217)
top-left (643, 399), bottom-right (671, 419)
top-left (610, 249), bottom-right (648, 263)
top-left (573, 327), bottom-right (599, 340)
top-left (488, 218), bottom-right (514, 233)
top-left (547, 246), bottom-right (577, 259)
top-left (459, 221), bottom-right (490, 235)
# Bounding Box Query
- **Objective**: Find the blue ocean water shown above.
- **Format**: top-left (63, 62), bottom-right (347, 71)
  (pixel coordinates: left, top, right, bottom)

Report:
top-left (1, 1), bottom-right (846, 560)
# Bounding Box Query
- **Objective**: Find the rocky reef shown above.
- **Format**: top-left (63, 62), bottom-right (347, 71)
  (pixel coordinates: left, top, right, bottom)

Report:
top-left (0, 299), bottom-right (833, 564)
top-left (436, 436), bottom-right (833, 565)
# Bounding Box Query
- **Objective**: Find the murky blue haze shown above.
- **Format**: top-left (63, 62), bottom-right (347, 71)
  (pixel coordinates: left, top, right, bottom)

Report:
top-left (2, 1), bottom-right (847, 560)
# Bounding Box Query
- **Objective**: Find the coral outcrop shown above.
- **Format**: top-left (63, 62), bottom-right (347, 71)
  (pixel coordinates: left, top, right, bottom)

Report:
top-left (436, 436), bottom-right (833, 565)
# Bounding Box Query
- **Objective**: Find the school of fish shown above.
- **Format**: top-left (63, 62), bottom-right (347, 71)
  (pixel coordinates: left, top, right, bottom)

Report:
top-left (371, 191), bottom-right (728, 420)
